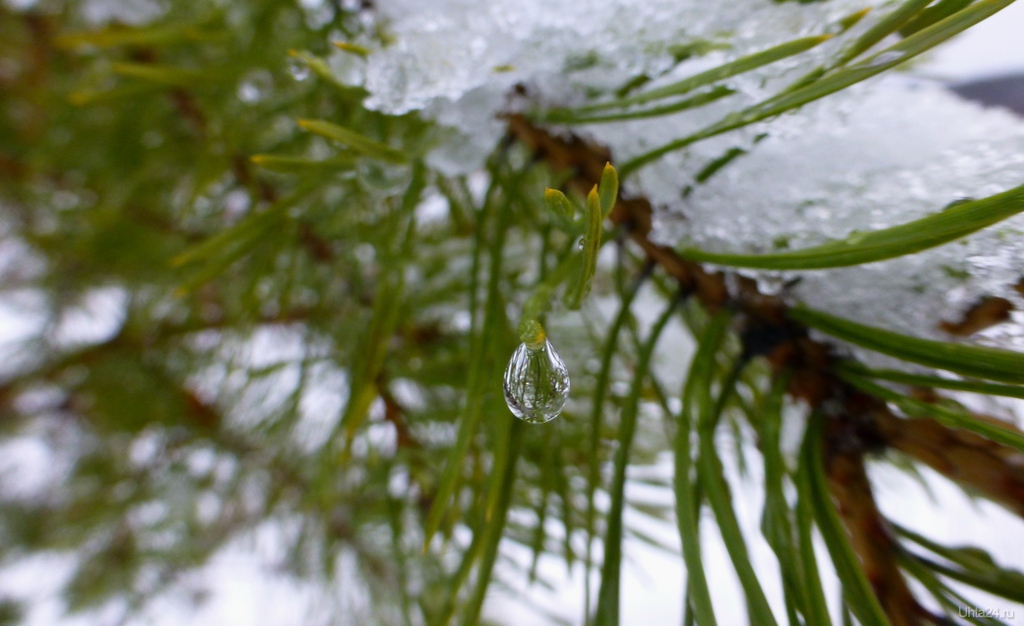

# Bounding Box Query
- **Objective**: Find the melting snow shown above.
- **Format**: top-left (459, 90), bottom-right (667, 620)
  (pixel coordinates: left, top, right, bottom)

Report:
top-left (352, 0), bottom-right (1024, 359)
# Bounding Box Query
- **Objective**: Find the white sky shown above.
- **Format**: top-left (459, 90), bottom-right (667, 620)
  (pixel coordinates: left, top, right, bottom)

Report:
top-left (921, 0), bottom-right (1024, 81)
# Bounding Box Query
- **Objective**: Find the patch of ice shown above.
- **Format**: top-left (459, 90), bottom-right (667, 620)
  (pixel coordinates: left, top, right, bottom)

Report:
top-left (352, 1), bottom-right (1024, 361)
top-left (364, 0), bottom-right (878, 174)
top-left (640, 78), bottom-right (1024, 352)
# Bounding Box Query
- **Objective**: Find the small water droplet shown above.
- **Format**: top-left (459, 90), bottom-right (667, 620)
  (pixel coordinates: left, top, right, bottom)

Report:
top-left (289, 60), bottom-right (310, 81)
top-left (943, 197), bottom-right (975, 211)
top-left (503, 339), bottom-right (570, 424)
top-left (578, 237), bottom-right (586, 250)
top-left (238, 81), bottom-right (261, 103)
top-left (845, 230), bottom-right (868, 245)
top-left (754, 272), bottom-right (786, 295)
top-left (357, 161), bottom-right (411, 194)
top-left (237, 70), bottom-right (273, 104)
top-left (869, 50), bottom-right (905, 68)
top-left (721, 111), bottom-right (746, 126)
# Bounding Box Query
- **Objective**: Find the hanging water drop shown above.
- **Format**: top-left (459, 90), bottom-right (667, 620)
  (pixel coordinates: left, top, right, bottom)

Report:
top-left (289, 59), bottom-right (310, 81)
top-left (503, 339), bottom-right (570, 424)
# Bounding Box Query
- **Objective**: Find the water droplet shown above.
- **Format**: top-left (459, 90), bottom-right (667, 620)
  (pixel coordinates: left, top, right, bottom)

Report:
top-left (754, 272), bottom-right (786, 295)
top-left (578, 237), bottom-right (586, 250)
top-left (237, 70), bottom-right (273, 104)
top-left (869, 50), bottom-right (905, 68)
top-left (503, 339), bottom-right (570, 424)
top-left (845, 230), bottom-right (868, 245)
top-left (357, 161), bottom-right (411, 194)
top-left (943, 197), bottom-right (975, 211)
top-left (289, 60), bottom-right (310, 81)
top-left (721, 111), bottom-right (746, 126)
top-left (238, 81), bottom-right (261, 103)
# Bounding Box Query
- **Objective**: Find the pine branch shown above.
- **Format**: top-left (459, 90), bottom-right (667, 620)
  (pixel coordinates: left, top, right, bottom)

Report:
top-left (823, 423), bottom-right (933, 626)
top-left (508, 113), bottom-right (1024, 624)
top-left (877, 408), bottom-right (1024, 518)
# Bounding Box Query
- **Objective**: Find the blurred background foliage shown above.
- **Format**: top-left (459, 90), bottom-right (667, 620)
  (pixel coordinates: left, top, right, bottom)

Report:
top-left (0, 1), bottom-right (671, 623)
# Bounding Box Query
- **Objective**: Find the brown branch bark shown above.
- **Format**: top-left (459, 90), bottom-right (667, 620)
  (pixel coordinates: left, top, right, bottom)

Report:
top-left (877, 408), bottom-right (1024, 517)
top-left (824, 439), bottom-right (932, 626)
top-left (938, 295), bottom-right (1013, 336)
top-left (506, 113), bottom-right (1024, 625)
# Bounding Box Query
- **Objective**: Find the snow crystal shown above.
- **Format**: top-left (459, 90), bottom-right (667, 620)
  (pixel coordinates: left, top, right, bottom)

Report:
top-left (350, 0), bottom-right (1024, 360)
top-left (363, 0), bottom-right (877, 171)
top-left (642, 78), bottom-right (1024, 351)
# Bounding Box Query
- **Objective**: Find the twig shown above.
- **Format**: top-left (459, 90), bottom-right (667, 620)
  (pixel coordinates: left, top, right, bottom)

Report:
top-left (506, 113), bottom-right (1024, 625)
